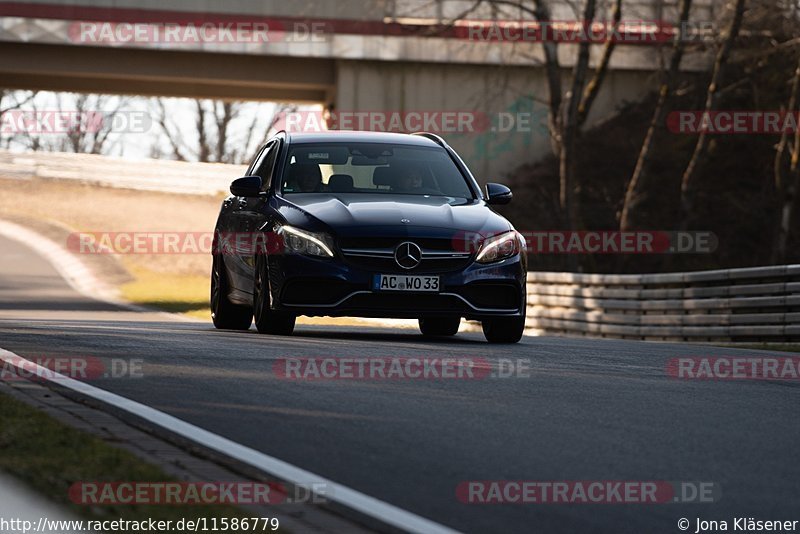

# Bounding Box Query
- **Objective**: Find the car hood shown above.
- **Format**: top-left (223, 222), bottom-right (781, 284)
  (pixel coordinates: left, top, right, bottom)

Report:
top-left (276, 193), bottom-right (513, 238)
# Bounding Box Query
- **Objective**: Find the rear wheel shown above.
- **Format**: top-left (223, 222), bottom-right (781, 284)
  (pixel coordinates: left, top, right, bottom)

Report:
top-left (253, 255), bottom-right (295, 335)
top-left (482, 316), bottom-right (525, 344)
top-left (211, 255), bottom-right (252, 330)
top-left (419, 317), bottom-right (461, 337)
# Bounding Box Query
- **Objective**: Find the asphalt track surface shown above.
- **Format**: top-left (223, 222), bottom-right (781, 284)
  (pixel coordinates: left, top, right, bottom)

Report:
top-left (1, 233), bottom-right (799, 534)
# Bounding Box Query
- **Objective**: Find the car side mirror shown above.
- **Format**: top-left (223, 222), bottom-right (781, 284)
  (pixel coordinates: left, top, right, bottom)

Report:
top-left (230, 176), bottom-right (263, 197)
top-left (485, 183), bottom-right (513, 205)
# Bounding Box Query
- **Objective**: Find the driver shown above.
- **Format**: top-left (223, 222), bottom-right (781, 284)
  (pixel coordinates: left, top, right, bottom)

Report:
top-left (395, 168), bottom-right (424, 192)
top-left (290, 164), bottom-right (324, 192)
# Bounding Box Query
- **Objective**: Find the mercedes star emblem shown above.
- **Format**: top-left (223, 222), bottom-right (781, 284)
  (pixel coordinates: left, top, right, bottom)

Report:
top-left (394, 242), bottom-right (422, 270)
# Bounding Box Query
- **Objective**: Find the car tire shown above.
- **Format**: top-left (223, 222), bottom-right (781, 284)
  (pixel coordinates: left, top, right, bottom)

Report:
top-left (211, 255), bottom-right (253, 330)
top-left (253, 255), bottom-right (296, 336)
top-left (419, 317), bottom-right (461, 337)
top-left (482, 316), bottom-right (525, 344)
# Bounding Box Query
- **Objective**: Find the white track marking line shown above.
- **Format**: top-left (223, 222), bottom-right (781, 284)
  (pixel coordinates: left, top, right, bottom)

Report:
top-left (0, 348), bottom-right (461, 534)
top-left (0, 219), bottom-right (194, 321)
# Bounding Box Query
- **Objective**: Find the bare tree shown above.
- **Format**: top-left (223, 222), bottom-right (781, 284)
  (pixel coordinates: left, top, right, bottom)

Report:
top-left (0, 89), bottom-right (37, 149)
top-left (619, 0), bottom-right (694, 230)
top-left (196, 100), bottom-right (211, 163)
top-left (61, 93), bottom-right (129, 155)
top-left (8, 92), bottom-right (44, 152)
top-left (559, 0), bottom-right (598, 230)
top-left (475, 0), bottom-right (565, 155)
top-left (3, 92), bottom-right (128, 155)
top-left (0, 89), bottom-right (35, 114)
top-left (152, 98), bottom-right (297, 164)
top-left (480, 0), bottom-right (623, 232)
top-left (773, 53), bottom-right (800, 263)
top-left (153, 98), bottom-right (190, 161)
top-left (677, 0), bottom-right (747, 225)
top-left (576, 0), bottom-right (622, 127)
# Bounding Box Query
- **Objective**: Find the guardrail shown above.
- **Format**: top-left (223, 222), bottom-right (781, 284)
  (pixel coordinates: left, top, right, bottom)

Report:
top-left (0, 149), bottom-right (245, 196)
top-left (526, 266), bottom-right (800, 342)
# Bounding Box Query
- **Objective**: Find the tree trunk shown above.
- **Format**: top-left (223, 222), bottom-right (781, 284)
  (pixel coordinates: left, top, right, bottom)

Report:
top-left (153, 98), bottom-right (188, 162)
top-left (196, 100), bottom-right (210, 163)
top-left (619, 0), bottom-right (693, 231)
top-left (774, 56), bottom-right (800, 263)
top-left (530, 0), bottom-right (564, 157)
top-left (677, 0), bottom-right (747, 227)
top-left (576, 0), bottom-right (622, 128)
top-left (559, 0), bottom-right (597, 232)
top-left (774, 57), bottom-right (800, 194)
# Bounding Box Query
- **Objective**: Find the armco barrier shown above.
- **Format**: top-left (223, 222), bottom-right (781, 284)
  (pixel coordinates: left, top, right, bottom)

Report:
top-left (526, 265), bottom-right (800, 341)
top-left (0, 149), bottom-right (246, 195)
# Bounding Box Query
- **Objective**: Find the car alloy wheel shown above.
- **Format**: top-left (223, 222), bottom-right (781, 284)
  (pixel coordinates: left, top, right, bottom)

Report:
top-left (211, 255), bottom-right (253, 331)
top-left (253, 254), bottom-right (296, 335)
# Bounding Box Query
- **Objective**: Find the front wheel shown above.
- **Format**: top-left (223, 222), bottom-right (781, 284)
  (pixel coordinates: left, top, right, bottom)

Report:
top-left (211, 255), bottom-right (253, 330)
top-left (482, 316), bottom-right (525, 344)
top-left (253, 255), bottom-right (295, 336)
top-left (419, 317), bottom-right (461, 337)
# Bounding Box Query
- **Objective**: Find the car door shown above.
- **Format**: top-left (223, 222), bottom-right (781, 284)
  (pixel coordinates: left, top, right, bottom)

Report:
top-left (227, 139), bottom-right (281, 296)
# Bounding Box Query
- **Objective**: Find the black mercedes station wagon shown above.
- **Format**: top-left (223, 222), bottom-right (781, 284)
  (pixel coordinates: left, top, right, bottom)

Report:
top-left (211, 131), bottom-right (527, 343)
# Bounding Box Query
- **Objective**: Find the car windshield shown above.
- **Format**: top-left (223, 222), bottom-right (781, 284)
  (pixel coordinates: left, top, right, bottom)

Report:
top-left (280, 142), bottom-right (474, 200)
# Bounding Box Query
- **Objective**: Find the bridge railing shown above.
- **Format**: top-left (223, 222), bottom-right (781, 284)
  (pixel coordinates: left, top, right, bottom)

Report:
top-left (526, 266), bottom-right (800, 341)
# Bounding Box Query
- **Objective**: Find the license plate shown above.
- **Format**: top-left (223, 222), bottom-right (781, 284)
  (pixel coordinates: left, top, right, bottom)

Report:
top-left (373, 274), bottom-right (440, 292)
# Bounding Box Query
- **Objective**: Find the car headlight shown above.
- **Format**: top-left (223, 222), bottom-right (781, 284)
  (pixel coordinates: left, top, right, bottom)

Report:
top-left (475, 231), bottom-right (522, 263)
top-left (277, 225), bottom-right (334, 258)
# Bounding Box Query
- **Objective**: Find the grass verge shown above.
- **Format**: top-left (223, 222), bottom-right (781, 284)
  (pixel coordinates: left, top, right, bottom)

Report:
top-left (119, 265), bottom-right (210, 319)
top-left (0, 390), bottom-right (253, 523)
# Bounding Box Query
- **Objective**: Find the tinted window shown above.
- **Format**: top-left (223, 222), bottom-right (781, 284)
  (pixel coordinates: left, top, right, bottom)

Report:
top-left (280, 143), bottom-right (474, 200)
top-left (254, 141), bottom-right (279, 191)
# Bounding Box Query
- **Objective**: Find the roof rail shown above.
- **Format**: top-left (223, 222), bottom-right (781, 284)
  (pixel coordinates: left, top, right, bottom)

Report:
top-left (411, 132), bottom-right (446, 146)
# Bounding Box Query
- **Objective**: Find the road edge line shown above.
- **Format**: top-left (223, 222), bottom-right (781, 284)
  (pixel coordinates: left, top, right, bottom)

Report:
top-left (0, 218), bottom-right (194, 321)
top-left (0, 347), bottom-right (461, 534)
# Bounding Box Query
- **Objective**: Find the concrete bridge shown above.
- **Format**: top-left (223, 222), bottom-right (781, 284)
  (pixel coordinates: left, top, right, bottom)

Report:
top-left (0, 0), bottom-right (717, 178)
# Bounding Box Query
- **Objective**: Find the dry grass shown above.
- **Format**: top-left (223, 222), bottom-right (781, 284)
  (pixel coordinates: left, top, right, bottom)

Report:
top-left (0, 390), bottom-right (253, 524)
top-left (0, 177), bottom-right (221, 277)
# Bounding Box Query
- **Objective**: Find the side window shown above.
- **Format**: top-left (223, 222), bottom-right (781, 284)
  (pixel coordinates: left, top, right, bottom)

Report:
top-left (246, 144), bottom-right (268, 177)
top-left (257, 143), bottom-right (280, 191)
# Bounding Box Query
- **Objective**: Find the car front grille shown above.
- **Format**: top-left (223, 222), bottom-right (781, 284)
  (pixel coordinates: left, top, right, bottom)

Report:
top-left (339, 237), bottom-right (473, 274)
top-left (339, 236), bottom-right (463, 251)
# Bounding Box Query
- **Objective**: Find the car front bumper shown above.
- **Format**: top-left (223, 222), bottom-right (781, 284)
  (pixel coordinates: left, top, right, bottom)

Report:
top-left (266, 252), bottom-right (527, 321)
